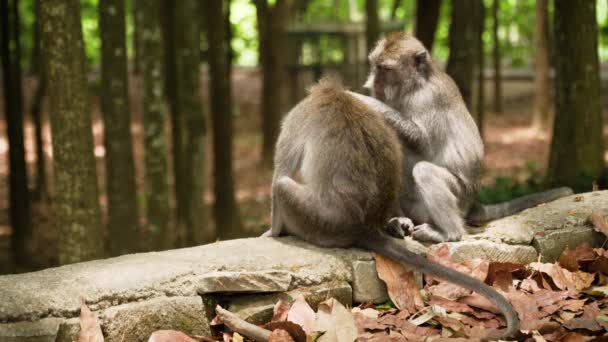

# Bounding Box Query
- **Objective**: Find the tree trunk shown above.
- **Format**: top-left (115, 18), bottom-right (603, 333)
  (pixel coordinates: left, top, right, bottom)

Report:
top-left (548, 0), bottom-right (604, 189)
top-left (206, 0), bottom-right (243, 240)
top-left (161, 0), bottom-right (186, 245)
top-left (30, 0), bottom-right (41, 74)
top-left (475, 0), bottom-right (485, 135)
top-left (256, 0), bottom-right (289, 169)
top-left (365, 0), bottom-right (380, 55)
top-left (391, 0), bottom-right (403, 20)
top-left (414, 0), bottom-right (441, 52)
top-left (30, 0), bottom-right (47, 202)
top-left (99, 0), bottom-right (140, 255)
top-left (532, 0), bottom-right (551, 132)
top-left (446, 0), bottom-right (478, 110)
top-left (174, 0), bottom-right (208, 246)
top-left (491, 0), bottom-right (502, 114)
top-left (1, 0), bottom-right (31, 265)
top-left (132, 0), bottom-right (142, 74)
top-left (40, 0), bottom-right (103, 264)
top-left (141, 0), bottom-right (171, 251)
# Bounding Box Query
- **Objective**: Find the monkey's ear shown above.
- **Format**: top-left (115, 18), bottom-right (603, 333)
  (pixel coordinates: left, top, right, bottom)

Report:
top-left (414, 50), bottom-right (428, 68)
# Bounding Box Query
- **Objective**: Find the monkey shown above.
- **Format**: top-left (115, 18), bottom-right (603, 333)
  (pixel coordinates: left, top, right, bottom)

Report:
top-left (348, 32), bottom-right (573, 243)
top-left (266, 76), bottom-right (520, 340)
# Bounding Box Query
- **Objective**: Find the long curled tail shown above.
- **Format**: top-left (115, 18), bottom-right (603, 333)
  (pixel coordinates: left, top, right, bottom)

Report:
top-left (467, 187), bottom-right (574, 225)
top-left (359, 233), bottom-right (520, 340)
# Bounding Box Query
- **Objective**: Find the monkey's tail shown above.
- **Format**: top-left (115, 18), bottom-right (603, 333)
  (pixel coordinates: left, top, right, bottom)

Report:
top-left (466, 187), bottom-right (574, 225)
top-left (359, 233), bottom-right (520, 340)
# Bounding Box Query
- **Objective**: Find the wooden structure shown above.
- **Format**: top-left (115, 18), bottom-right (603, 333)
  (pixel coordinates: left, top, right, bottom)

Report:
top-left (286, 21), bottom-right (404, 104)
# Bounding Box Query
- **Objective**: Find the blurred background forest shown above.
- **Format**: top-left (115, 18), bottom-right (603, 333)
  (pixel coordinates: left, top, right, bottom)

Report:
top-left (1, 0), bottom-right (607, 274)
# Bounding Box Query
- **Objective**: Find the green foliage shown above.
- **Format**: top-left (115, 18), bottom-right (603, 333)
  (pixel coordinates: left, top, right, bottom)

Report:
top-left (14, 0), bottom-right (608, 69)
top-left (231, 0), bottom-right (259, 66)
top-left (477, 161), bottom-right (543, 204)
top-left (375, 299), bottom-right (396, 310)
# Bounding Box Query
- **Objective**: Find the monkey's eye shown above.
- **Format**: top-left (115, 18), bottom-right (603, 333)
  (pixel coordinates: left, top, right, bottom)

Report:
top-left (377, 64), bottom-right (394, 72)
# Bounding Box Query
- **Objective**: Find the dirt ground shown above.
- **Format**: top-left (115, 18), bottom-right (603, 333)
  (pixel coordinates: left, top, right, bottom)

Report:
top-left (0, 67), bottom-right (607, 272)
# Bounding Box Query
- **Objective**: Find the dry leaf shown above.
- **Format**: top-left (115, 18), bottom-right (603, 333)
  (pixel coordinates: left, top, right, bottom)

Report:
top-left (589, 212), bottom-right (608, 237)
top-left (263, 322), bottom-right (307, 342)
top-left (372, 252), bottom-right (423, 312)
top-left (148, 330), bottom-right (199, 342)
top-left (272, 300), bottom-right (291, 322)
top-left (78, 299), bottom-right (104, 342)
top-left (286, 295), bottom-right (316, 335)
top-left (314, 298), bottom-right (358, 342)
top-left (529, 262), bottom-right (594, 292)
top-left (561, 332), bottom-right (587, 342)
top-left (268, 329), bottom-right (295, 342)
top-left (350, 307), bottom-right (379, 319)
top-left (233, 332), bottom-right (244, 342)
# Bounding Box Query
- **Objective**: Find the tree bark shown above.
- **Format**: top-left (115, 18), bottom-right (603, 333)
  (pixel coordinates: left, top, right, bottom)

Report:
top-left (206, 1), bottom-right (243, 240)
top-left (365, 0), bottom-right (380, 55)
top-left (255, 0), bottom-right (289, 169)
top-left (161, 0), bottom-right (186, 245)
top-left (414, 0), bottom-right (441, 52)
top-left (29, 0), bottom-right (48, 202)
top-left (174, 0), bottom-right (208, 246)
top-left (99, 0), bottom-right (140, 255)
top-left (491, 0), bottom-right (502, 114)
top-left (132, 0), bottom-right (142, 74)
top-left (1, 0), bottom-right (31, 265)
top-left (532, 0), bottom-right (551, 132)
top-left (446, 0), bottom-right (478, 110)
top-left (40, 0), bottom-right (103, 264)
top-left (141, 0), bottom-right (170, 251)
top-left (548, 0), bottom-right (604, 189)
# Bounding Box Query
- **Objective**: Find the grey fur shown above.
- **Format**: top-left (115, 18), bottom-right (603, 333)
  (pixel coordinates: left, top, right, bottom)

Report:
top-left (269, 77), bottom-right (519, 340)
top-left (362, 34), bottom-right (572, 242)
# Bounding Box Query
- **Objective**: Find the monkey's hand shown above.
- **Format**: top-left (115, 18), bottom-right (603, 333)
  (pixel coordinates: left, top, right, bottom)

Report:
top-left (386, 217), bottom-right (415, 239)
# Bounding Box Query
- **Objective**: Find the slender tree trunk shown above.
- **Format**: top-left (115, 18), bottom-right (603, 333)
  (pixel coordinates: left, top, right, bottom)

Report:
top-left (446, 0), bottom-right (478, 109)
top-left (40, 0), bottom-right (103, 264)
top-left (414, 0), bottom-right (441, 52)
top-left (30, 74), bottom-right (47, 201)
top-left (174, 0), bottom-right (207, 246)
top-left (30, 0), bottom-right (47, 202)
top-left (30, 0), bottom-right (41, 74)
top-left (532, 0), bottom-right (551, 132)
top-left (132, 0), bottom-right (142, 75)
top-left (99, 0), bottom-right (140, 255)
top-left (1, 0), bottom-right (31, 265)
top-left (141, 0), bottom-right (170, 251)
top-left (475, 0), bottom-right (485, 135)
top-left (256, 0), bottom-right (289, 169)
top-left (365, 0), bottom-right (380, 55)
top-left (548, 0), bottom-right (604, 189)
top-left (391, 0), bottom-right (403, 20)
top-left (206, 0), bottom-right (242, 240)
top-left (161, 0), bottom-right (186, 245)
top-left (491, 0), bottom-right (502, 114)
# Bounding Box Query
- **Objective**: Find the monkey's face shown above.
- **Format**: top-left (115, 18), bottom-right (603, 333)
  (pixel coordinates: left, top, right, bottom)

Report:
top-left (365, 33), bottom-right (429, 102)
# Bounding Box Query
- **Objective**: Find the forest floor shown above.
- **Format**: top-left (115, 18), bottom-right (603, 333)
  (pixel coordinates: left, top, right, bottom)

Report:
top-left (0, 67), bottom-right (607, 271)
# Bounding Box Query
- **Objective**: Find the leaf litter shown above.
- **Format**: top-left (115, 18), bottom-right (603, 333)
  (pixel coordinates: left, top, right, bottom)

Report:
top-left (151, 220), bottom-right (608, 341)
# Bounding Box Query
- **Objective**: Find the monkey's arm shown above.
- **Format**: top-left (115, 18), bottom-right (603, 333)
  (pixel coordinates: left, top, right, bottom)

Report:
top-left (346, 92), bottom-right (431, 154)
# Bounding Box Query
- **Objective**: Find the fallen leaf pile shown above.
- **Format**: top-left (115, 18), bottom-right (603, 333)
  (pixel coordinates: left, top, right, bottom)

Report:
top-left (198, 241), bottom-right (608, 342)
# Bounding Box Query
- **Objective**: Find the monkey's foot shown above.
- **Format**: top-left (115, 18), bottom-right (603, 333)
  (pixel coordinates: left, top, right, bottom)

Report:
top-left (410, 223), bottom-right (447, 243)
top-left (386, 217), bottom-right (415, 239)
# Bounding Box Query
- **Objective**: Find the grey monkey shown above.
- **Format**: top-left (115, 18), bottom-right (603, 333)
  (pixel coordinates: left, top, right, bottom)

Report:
top-left (351, 32), bottom-right (572, 243)
top-left (267, 76), bottom-right (520, 340)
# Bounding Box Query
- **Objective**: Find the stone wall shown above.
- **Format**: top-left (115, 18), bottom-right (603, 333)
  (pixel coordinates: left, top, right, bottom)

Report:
top-left (0, 191), bottom-right (606, 341)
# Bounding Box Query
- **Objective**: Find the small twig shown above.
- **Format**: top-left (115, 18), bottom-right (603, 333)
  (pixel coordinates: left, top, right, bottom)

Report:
top-left (215, 305), bottom-right (272, 342)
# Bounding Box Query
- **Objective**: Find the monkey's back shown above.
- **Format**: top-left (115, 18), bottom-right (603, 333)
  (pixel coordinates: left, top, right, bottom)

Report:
top-left (288, 77), bottom-right (402, 231)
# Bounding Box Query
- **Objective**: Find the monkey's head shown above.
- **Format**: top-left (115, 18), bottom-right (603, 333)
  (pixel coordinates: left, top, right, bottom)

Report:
top-left (364, 33), bottom-right (431, 102)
